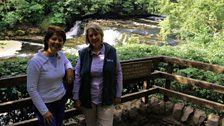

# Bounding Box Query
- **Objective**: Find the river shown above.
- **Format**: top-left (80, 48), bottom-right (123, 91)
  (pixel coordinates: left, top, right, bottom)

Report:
top-left (0, 16), bottom-right (177, 59)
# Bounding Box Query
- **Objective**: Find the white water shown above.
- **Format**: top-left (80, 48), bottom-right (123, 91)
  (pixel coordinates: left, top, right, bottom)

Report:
top-left (0, 40), bottom-right (21, 57)
top-left (0, 40), bottom-right (43, 58)
top-left (66, 21), bottom-right (82, 39)
top-left (103, 29), bottom-right (122, 45)
top-left (63, 29), bottom-right (124, 56)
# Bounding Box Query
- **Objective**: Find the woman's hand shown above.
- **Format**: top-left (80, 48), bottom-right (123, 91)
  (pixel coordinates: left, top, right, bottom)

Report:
top-left (43, 111), bottom-right (53, 125)
top-left (114, 97), bottom-right (121, 105)
top-left (74, 100), bottom-right (81, 110)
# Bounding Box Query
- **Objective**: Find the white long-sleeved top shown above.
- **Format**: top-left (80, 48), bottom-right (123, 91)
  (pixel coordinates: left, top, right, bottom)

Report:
top-left (27, 49), bottom-right (73, 115)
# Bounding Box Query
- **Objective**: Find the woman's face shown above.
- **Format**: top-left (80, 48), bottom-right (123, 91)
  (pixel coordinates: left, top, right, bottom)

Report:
top-left (87, 29), bottom-right (102, 49)
top-left (47, 34), bottom-right (64, 53)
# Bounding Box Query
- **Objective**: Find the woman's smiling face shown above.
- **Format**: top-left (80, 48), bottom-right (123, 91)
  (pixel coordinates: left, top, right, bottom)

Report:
top-left (87, 28), bottom-right (102, 49)
top-left (47, 34), bottom-right (64, 53)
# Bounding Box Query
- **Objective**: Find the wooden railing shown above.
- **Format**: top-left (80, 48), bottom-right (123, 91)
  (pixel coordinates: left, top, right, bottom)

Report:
top-left (1, 56), bottom-right (224, 126)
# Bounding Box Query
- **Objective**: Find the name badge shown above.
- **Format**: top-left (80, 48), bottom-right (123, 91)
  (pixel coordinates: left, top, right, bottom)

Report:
top-left (106, 58), bottom-right (114, 62)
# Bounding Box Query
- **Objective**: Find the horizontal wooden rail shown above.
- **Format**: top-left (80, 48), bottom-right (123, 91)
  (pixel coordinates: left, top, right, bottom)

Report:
top-left (0, 72), bottom-right (160, 113)
top-left (156, 86), bottom-right (224, 112)
top-left (157, 71), bottom-right (224, 94)
top-left (121, 56), bottom-right (163, 64)
top-left (1, 72), bottom-right (160, 114)
top-left (0, 97), bottom-right (32, 113)
top-left (150, 71), bottom-right (162, 79)
top-left (0, 75), bottom-right (26, 88)
top-left (162, 56), bottom-right (224, 74)
top-left (11, 118), bottom-right (38, 126)
top-left (11, 108), bottom-right (82, 126)
top-left (121, 87), bottom-right (159, 103)
top-left (1, 81), bottom-right (158, 113)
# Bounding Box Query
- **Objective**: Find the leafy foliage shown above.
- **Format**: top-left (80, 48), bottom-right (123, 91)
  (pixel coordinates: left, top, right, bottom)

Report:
top-left (159, 0), bottom-right (224, 45)
top-left (0, 58), bottom-right (28, 78)
top-left (0, 0), bottom-right (161, 30)
top-left (0, 0), bottom-right (44, 30)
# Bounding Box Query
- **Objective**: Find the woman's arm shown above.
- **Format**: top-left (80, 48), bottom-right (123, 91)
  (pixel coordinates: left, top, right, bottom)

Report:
top-left (63, 54), bottom-right (74, 84)
top-left (73, 57), bottom-right (82, 109)
top-left (27, 60), bottom-right (49, 115)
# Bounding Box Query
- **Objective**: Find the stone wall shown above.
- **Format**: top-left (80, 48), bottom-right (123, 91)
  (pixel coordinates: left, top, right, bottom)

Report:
top-left (64, 96), bottom-right (224, 126)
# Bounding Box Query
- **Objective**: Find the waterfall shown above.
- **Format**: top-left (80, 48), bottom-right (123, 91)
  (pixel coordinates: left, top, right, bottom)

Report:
top-left (103, 29), bottom-right (122, 45)
top-left (66, 21), bottom-right (82, 39)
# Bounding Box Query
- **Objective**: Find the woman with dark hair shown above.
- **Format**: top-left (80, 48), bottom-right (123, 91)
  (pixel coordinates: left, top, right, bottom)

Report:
top-left (73, 24), bottom-right (123, 126)
top-left (27, 26), bottom-right (74, 126)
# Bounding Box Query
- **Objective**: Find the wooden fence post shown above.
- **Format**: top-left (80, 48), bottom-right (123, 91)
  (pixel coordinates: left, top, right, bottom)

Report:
top-left (164, 62), bottom-right (173, 101)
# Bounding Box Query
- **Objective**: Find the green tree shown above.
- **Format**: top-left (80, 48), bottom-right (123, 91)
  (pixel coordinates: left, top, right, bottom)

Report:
top-left (159, 0), bottom-right (224, 45)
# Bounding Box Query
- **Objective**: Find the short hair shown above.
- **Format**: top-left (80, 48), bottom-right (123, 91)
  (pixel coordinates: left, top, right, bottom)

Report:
top-left (44, 25), bottom-right (66, 51)
top-left (85, 24), bottom-right (104, 44)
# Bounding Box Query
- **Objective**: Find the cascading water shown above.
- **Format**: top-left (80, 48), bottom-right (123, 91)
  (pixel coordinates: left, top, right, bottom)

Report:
top-left (66, 21), bottom-right (82, 39)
